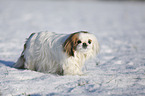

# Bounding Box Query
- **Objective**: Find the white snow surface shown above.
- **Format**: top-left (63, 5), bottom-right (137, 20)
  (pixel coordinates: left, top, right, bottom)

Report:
top-left (0, 0), bottom-right (145, 96)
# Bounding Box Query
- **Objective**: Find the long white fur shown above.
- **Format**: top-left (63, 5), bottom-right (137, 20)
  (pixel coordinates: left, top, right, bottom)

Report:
top-left (14, 31), bottom-right (99, 75)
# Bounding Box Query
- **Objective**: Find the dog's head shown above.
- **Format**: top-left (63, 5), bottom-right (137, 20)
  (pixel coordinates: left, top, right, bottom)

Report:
top-left (63, 31), bottom-right (99, 58)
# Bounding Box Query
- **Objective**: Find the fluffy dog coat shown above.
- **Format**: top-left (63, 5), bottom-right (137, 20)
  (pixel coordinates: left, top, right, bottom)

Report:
top-left (14, 31), bottom-right (99, 75)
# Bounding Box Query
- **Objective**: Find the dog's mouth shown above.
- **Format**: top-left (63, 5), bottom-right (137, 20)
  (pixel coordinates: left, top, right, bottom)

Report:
top-left (77, 48), bottom-right (90, 53)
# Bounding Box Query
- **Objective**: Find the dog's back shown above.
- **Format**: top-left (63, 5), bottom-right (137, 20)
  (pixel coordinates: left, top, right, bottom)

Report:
top-left (14, 32), bottom-right (67, 73)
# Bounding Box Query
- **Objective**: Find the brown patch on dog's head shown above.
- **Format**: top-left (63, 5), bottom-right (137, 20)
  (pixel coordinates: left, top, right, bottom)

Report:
top-left (63, 31), bottom-right (88, 57)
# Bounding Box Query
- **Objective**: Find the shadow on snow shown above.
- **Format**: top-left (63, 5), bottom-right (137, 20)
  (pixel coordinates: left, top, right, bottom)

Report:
top-left (0, 60), bottom-right (15, 67)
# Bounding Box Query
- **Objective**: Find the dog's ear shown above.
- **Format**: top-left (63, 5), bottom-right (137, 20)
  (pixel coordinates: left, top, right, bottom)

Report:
top-left (92, 36), bottom-right (100, 56)
top-left (63, 33), bottom-right (79, 57)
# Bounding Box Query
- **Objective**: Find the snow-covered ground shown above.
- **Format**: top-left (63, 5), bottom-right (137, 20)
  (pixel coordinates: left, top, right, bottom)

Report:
top-left (0, 0), bottom-right (145, 96)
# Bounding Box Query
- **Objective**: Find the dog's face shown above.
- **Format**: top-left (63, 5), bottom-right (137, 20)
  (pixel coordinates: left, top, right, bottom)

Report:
top-left (76, 33), bottom-right (93, 53)
top-left (63, 31), bottom-right (99, 57)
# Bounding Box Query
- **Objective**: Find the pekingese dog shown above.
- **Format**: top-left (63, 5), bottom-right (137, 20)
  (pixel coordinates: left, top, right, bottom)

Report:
top-left (14, 31), bottom-right (99, 75)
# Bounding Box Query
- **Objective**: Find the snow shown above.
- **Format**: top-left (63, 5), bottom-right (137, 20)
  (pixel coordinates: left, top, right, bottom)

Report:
top-left (0, 0), bottom-right (145, 96)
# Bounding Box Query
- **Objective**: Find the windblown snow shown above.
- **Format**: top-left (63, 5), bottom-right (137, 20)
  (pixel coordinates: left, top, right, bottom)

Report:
top-left (0, 0), bottom-right (145, 96)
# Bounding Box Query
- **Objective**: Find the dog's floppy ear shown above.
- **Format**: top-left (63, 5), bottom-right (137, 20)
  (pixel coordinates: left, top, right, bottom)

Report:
top-left (92, 35), bottom-right (100, 56)
top-left (63, 32), bottom-right (79, 57)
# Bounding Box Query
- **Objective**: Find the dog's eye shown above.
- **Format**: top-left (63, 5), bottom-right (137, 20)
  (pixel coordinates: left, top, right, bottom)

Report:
top-left (77, 40), bottom-right (82, 44)
top-left (88, 39), bottom-right (92, 44)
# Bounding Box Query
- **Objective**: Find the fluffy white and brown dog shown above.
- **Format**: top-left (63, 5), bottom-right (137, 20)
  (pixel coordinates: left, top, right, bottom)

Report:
top-left (14, 31), bottom-right (99, 75)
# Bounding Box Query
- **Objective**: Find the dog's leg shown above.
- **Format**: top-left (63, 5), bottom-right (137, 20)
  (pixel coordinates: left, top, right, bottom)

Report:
top-left (14, 33), bottom-right (35, 69)
top-left (14, 55), bottom-right (25, 69)
top-left (14, 43), bottom-right (26, 69)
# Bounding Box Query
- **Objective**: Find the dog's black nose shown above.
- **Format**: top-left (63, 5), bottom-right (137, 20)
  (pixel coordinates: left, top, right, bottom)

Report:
top-left (83, 43), bottom-right (88, 49)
